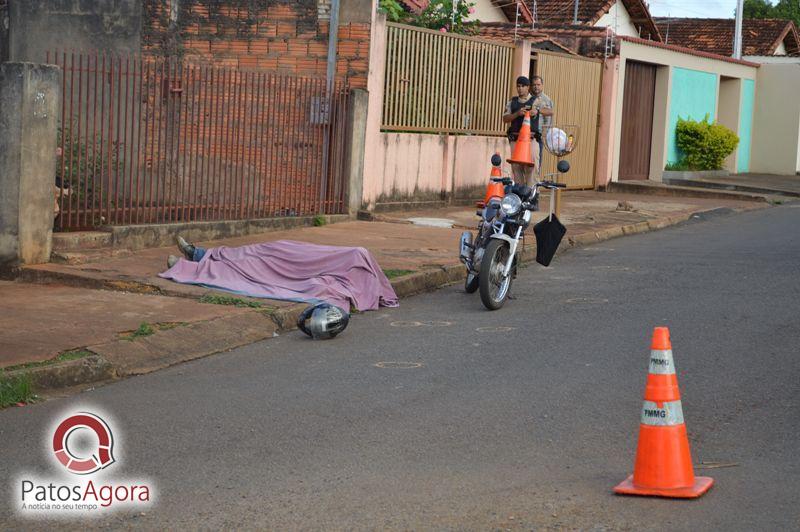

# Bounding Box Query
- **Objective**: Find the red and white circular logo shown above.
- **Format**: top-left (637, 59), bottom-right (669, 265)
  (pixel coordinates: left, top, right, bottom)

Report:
top-left (52, 412), bottom-right (116, 475)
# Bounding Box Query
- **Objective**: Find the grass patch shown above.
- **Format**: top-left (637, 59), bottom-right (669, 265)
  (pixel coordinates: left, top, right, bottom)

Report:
top-left (118, 322), bottom-right (188, 341)
top-left (155, 322), bottom-right (188, 331)
top-left (313, 215), bottom-right (327, 227)
top-left (382, 269), bottom-right (415, 279)
top-left (122, 322), bottom-right (155, 341)
top-left (664, 160), bottom-right (692, 171)
top-left (0, 373), bottom-right (37, 408)
top-left (3, 349), bottom-right (93, 372)
top-left (199, 294), bottom-right (265, 308)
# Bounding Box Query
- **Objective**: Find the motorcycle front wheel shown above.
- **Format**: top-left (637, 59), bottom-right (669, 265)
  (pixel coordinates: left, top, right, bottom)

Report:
top-left (478, 239), bottom-right (513, 310)
top-left (465, 271), bottom-right (479, 293)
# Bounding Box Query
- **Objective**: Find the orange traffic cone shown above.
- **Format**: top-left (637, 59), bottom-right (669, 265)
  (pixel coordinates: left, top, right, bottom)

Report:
top-left (613, 327), bottom-right (714, 498)
top-left (483, 153), bottom-right (505, 205)
top-left (507, 112), bottom-right (536, 168)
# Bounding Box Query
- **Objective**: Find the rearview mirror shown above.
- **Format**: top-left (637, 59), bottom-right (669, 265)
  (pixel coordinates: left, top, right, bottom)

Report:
top-left (556, 160), bottom-right (570, 173)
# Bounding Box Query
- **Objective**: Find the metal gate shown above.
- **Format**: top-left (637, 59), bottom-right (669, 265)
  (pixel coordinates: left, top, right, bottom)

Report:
top-left (619, 61), bottom-right (656, 180)
top-left (534, 50), bottom-right (603, 189)
top-left (50, 51), bottom-right (350, 231)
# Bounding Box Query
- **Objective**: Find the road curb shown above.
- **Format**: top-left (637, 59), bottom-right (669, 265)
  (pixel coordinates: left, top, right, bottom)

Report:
top-left (7, 303), bottom-right (308, 392)
top-left (608, 181), bottom-right (769, 202)
top-left (4, 355), bottom-right (116, 390)
top-left (6, 207), bottom-right (750, 394)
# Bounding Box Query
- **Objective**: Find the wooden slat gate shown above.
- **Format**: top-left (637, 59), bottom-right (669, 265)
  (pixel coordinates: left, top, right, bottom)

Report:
top-left (535, 50), bottom-right (603, 189)
top-left (382, 23), bottom-right (514, 135)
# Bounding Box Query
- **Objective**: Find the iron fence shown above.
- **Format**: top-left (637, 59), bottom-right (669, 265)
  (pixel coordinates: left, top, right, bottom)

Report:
top-left (49, 51), bottom-right (350, 230)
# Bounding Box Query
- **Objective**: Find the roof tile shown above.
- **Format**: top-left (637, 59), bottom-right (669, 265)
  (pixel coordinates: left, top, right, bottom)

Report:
top-left (654, 17), bottom-right (800, 56)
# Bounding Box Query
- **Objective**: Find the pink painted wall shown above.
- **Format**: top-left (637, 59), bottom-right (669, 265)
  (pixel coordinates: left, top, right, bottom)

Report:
top-left (595, 57), bottom-right (620, 188)
top-left (362, 11), bottom-right (517, 208)
top-left (364, 133), bottom-right (510, 208)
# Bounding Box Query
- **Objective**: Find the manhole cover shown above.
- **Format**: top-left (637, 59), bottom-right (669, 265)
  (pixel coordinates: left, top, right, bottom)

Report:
top-left (373, 362), bottom-right (423, 369)
top-left (391, 320), bottom-right (452, 327)
top-left (419, 320), bottom-right (453, 327)
top-left (476, 326), bottom-right (515, 332)
top-left (590, 265), bottom-right (634, 272)
top-left (407, 217), bottom-right (455, 228)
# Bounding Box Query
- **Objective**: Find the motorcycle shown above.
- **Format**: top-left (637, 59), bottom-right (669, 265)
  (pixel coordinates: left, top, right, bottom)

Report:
top-left (459, 157), bottom-right (570, 310)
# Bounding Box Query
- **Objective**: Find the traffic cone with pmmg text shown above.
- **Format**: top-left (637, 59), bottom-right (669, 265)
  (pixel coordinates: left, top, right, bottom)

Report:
top-left (613, 327), bottom-right (714, 498)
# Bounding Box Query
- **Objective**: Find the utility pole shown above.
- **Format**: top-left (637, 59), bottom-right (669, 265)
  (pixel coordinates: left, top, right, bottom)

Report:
top-left (733, 0), bottom-right (744, 59)
top-left (573, 0), bottom-right (579, 25)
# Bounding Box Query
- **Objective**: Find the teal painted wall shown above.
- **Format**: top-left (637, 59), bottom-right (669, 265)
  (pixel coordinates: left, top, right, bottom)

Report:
top-left (737, 79), bottom-right (755, 173)
top-left (667, 67), bottom-right (718, 163)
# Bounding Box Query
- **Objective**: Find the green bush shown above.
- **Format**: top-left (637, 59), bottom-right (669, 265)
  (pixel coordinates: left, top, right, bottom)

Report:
top-left (675, 115), bottom-right (739, 171)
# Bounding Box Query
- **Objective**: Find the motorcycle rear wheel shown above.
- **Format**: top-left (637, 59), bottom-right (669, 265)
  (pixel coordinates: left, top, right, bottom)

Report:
top-left (478, 239), bottom-right (512, 310)
top-left (465, 272), bottom-right (479, 293)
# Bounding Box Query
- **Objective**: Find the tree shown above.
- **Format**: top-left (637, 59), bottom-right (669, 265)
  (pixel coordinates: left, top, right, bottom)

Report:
top-left (773, 0), bottom-right (800, 28)
top-left (379, 0), bottom-right (411, 23)
top-left (743, 0), bottom-right (800, 28)
top-left (743, 0), bottom-right (777, 19)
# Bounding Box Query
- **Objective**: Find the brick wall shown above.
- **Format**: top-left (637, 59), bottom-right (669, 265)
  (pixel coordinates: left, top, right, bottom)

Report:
top-left (142, 0), bottom-right (370, 88)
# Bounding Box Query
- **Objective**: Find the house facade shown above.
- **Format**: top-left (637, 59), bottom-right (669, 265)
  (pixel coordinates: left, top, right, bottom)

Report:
top-left (652, 17), bottom-right (800, 175)
top-left (602, 38), bottom-right (758, 185)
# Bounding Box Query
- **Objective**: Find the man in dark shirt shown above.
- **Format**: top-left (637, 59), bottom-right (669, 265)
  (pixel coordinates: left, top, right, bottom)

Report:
top-left (502, 76), bottom-right (540, 185)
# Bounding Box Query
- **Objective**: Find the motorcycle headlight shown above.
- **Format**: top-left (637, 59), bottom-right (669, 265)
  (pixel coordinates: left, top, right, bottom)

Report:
top-left (500, 194), bottom-right (522, 216)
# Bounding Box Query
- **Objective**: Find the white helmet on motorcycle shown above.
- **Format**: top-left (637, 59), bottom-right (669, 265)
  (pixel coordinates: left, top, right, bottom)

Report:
top-left (297, 303), bottom-right (350, 340)
top-left (545, 127), bottom-right (568, 153)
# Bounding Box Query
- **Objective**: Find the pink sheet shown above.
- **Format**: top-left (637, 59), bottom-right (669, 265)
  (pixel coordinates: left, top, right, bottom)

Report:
top-left (159, 240), bottom-right (398, 312)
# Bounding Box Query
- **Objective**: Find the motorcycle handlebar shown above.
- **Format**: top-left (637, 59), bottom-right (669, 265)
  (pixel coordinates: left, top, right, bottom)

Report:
top-left (536, 180), bottom-right (567, 189)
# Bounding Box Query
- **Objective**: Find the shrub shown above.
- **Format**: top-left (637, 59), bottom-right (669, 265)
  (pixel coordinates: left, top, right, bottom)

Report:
top-left (380, 0), bottom-right (480, 35)
top-left (378, 0), bottom-right (409, 23)
top-left (675, 115), bottom-right (739, 171)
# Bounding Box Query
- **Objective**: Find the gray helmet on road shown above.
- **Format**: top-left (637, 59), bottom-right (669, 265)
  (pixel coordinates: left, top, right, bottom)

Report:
top-left (297, 303), bottom-right (350, 340)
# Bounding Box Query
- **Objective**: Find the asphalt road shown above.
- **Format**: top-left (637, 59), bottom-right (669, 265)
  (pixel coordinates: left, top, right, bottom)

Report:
top-left (2, 203), bottom-right (799, 530)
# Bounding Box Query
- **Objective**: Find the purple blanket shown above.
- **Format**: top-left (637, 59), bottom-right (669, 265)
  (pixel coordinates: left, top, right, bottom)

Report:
top-left (159, 240), bottom-right (398, 312)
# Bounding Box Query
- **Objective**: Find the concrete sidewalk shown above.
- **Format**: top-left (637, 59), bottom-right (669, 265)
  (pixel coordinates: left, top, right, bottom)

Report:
top-left (1, 190), bottom-right (767, 391)
top-left (661, 173), bottom-right (800, 198)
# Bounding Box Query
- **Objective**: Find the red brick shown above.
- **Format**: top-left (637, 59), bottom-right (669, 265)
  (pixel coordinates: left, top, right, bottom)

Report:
top-left (297, 25), bottom-right (318, 39)
top-left (266, 5), bottom-right (296, 21)
top-left (278, 56), bottom-right (297, 69)
top-left (248, 41), bottom-right (269, 54)
top-left (230, 41), bottom-right (250, 53)
top-left (337, 42), bottom-right (359, 57)
top-left (238, 56), bottom-right (259, 68)
top-left (210, 40), bottom-right (232, 53)
top-left (276, 22), bottom-right (296, 37)
top-left (269, 40), bottom-right (288, 54)
top-left (258, 57), bottom-right (279, 70)
top-left (348, 59), bottom-right (368, 72)
top-left (349, 24), bottom-right (371, 40)
top-left (307, 41), bottom-right (328, 56)
top-left (287, 41), bottom-right (309, 56)
top-left (349, 76), bottom-right (368, 89)
top-left (258, 22), bottom-right (277, 38)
